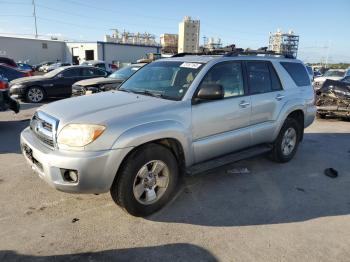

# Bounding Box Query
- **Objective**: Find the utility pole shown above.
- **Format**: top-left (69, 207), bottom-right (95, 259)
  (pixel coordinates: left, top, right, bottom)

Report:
top-left (32, 0), bottom-right (38, 38)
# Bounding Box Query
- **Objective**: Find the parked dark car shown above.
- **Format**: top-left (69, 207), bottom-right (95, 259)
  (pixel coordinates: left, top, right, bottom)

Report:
top-left (0, 76), bottom-right (19, 113)
top-left (0, 64), bottom-right (32, 81)
top-left (9, 66), bottom-right (108, 103)
top-left (316, 76), bottom-right (350, 119)
top-left (0, 57), bottom-right (17, 68)
top-left (72, 63), bottom-right (146, 96)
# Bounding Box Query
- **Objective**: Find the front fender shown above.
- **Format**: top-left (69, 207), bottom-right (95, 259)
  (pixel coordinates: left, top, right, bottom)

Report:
top-left (112, 120), bottom-right (193, 166)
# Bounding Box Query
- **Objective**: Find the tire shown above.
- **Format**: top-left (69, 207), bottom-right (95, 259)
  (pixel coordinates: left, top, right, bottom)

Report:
top-left (317, 112), bottom-right (326, 119)
top-left (110, 143), bottom-right (179, 217)
top-left (26, 86), bottom-right (45, 103)
top-left (270, 118), bottom-right (301, 163)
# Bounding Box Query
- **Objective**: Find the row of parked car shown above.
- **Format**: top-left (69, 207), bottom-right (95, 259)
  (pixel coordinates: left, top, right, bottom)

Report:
top-left (0, 56), bottom-right (146, 112)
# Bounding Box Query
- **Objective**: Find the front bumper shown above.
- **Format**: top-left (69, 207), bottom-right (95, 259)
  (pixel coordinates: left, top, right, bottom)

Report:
top-left (20, 127), bottom-right (132, 194)
top-left (10, 85), bottom-right (26, 97)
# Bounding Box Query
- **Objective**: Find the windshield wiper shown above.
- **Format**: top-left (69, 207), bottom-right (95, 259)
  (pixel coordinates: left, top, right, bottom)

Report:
top-left (119, 89), bottom-right (178, 100)
top-left (129, 90), bottom-right (162, 98)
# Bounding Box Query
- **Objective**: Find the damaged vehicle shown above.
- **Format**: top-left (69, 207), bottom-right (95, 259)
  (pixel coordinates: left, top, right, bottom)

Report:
top-left (313, 69), bottom-right (346, 89)
top-left (72, 63), bottom-right (146, 96)
top-left (316, 76), bottom-right (350, 119)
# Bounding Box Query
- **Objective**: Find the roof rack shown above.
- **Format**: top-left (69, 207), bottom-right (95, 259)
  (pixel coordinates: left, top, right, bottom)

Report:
top-left (172, 47), bottom-right (295, 59)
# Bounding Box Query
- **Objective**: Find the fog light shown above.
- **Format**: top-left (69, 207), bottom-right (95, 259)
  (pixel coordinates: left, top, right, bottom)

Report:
top-left (63, 170), bottom-right (78, 182)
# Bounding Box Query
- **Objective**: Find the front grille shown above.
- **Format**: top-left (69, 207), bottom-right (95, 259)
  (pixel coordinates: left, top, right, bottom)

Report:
top-left (30, 111), bottom-right (58, 149)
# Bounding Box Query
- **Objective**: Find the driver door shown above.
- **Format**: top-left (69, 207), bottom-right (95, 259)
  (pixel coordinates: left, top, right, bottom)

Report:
top-left (191, 61), bottom-right (252, 163)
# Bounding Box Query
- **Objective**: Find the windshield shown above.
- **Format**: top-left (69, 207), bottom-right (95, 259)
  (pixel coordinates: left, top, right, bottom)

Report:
top-left (109, 65), bottom-right (141, 80)
top-left (324, 70), bottom-right (345, 77)
top-left (44, 67), bottom-right (66, 78)
top-left (119, 61), bottom-right (204, 100)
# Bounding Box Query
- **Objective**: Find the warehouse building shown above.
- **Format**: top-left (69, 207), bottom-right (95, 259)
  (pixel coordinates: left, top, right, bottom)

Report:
top-left (65, 41), bottom-right (160, 65)
top-left (0, 35), bottom-right (66, 64)
top-left (0, 35), bottom-right (160, 65)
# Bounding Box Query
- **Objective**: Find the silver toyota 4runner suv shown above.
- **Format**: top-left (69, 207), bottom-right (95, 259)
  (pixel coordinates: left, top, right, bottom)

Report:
top-left (21, 53), bottom-right (316, 216)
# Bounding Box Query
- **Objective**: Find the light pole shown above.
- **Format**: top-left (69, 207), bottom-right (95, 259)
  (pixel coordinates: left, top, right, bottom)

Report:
top-left (32, 0), bottom-right (38, 38)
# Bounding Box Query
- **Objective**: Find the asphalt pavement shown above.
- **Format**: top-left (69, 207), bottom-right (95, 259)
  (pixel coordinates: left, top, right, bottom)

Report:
top-left (0, 102), bottom-right (350, 262)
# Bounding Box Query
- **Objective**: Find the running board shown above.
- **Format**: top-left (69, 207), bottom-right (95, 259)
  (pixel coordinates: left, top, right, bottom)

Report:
top-left (187, 144), bottom-right (272, 175)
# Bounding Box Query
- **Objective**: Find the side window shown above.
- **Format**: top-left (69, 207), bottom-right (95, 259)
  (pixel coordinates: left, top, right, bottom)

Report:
top-left (62, 68), bottom-right (80, 77)
top-left (280, 62), bottom-right (310, 87)
top-left (81, 68), bottom-right (96, 77)
top-left (201, 62), bottom-right (244, 98)
top-left (93, 68), bottom-right (107, 76)
top-left (268, 63), bottom-right (283, 91)
top-left (95, 63), bottom-right (106, 70)
top-left (246, 62), bottom-right (272, 94)
top-left (343, 76), bottom-right (350, 83)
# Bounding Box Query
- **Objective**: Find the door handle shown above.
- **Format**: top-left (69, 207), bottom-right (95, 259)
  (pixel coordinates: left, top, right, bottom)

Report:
top-left (239, 101), bottom-right (250, 108)
top-left (275, 94), bottom-right (285, 101)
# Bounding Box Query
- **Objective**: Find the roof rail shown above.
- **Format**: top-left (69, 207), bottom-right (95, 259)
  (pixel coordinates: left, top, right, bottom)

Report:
top-left (172, 48), bottom-right (295, 59)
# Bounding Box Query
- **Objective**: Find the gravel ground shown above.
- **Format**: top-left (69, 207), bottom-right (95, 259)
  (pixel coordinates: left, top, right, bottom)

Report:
top-left (0, 101), bottom-right (350, 262)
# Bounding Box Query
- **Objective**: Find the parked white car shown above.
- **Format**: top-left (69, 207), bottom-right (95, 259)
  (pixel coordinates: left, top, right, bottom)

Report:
top-left (313, 69), bottom-right (346, 89)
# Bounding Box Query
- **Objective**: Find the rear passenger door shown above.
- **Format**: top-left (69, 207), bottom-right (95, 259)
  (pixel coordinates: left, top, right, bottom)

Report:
top-left (52, 68), bottom-right (82, 96)
top-left (245, 61), bottom-right (285, 144)
top-left (192, 61), bottom-right (252, 163)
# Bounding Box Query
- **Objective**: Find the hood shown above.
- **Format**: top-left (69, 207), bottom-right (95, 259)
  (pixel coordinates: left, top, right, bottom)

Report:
top-left (314, 76), bottom-right (343, 82)
top-left (74, 77), bottom-right (123, 87)
top-left (39, 91), bottom-right (175, 127)
top-left (10, 75), bottom-right (50, 85)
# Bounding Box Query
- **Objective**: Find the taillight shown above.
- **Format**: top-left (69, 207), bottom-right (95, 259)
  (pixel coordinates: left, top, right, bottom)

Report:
top-left (0, 81), bottom-right (9, 90)
top-left (24, 71), bottom-right (32, 77)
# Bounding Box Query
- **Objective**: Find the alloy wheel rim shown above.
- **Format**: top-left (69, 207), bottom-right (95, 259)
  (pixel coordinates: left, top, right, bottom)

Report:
top-left (28, 88), bottom-right (43, 102)
top-left (133, 160), bottom-right (170, 205)
top-left (281, 127), bottom-right (297, 156)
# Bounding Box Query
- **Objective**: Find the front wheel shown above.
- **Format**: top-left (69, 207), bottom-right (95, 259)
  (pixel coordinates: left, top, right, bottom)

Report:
top-left (270, 118), bottom-right (301, 163)
top-left (110, 144), bottom-right (179, 217)
top-left (26, 86), bottom-right (45, 103)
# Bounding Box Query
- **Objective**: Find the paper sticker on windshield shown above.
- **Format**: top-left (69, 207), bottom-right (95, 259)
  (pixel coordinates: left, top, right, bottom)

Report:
top-left (131, 67), bottom-right (139, 71)
top-left (180, 62), bottom-right (202, 69)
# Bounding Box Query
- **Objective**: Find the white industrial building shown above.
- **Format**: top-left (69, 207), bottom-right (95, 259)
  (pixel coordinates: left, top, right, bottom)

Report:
top-left (178, 16), bottom-right (200, 53)
top-left (0, 35), bottom-right (160, 65)
top-left (0, 36), bottom-right (66, 64)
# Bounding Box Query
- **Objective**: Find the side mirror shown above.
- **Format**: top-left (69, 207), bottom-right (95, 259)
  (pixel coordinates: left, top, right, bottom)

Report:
top-left (194, 83), bottom-right (224, 103)
top-left (56, 73), bottom-right (63, 78)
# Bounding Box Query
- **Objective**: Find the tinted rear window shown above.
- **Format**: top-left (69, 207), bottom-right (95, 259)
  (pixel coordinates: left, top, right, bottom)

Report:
top-left (280, 62), bottom-right (310, 87)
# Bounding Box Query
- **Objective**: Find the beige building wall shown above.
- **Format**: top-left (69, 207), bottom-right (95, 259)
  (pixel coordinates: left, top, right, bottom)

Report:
top-left (178, 16), bottom-right (200, 53)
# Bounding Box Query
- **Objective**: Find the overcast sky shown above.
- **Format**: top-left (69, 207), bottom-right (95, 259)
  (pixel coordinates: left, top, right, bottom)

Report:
top-left (1, 0), bottom-right (349, 63)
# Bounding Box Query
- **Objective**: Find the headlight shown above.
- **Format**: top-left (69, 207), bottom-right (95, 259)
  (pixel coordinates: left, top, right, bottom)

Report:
top-left (57, 124), bottom-right (106, 148)
top-left (10, 84), bottom-right (24, 89)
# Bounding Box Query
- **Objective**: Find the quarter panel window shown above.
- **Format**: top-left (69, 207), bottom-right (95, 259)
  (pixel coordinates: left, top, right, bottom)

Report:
top-left (201, 62), bottom-right (244, 98)
top-left (280, 62), bottom-right (310, 87)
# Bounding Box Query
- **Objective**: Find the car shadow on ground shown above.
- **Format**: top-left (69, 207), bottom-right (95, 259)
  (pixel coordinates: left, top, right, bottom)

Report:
top-left (148, 132), bottom-right (350, 227)
top-left (0, 243), bottom-right (218, 262)
top-left (0, 119), bottom-right (29, 154)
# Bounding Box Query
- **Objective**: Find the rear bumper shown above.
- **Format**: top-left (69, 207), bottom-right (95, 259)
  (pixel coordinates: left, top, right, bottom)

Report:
top-left (0, 90), bottom-right (20, 113)
top-left (20, 127), bottom-right (132, 194)
top-left (305, 105), bottom-right (316, 128)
